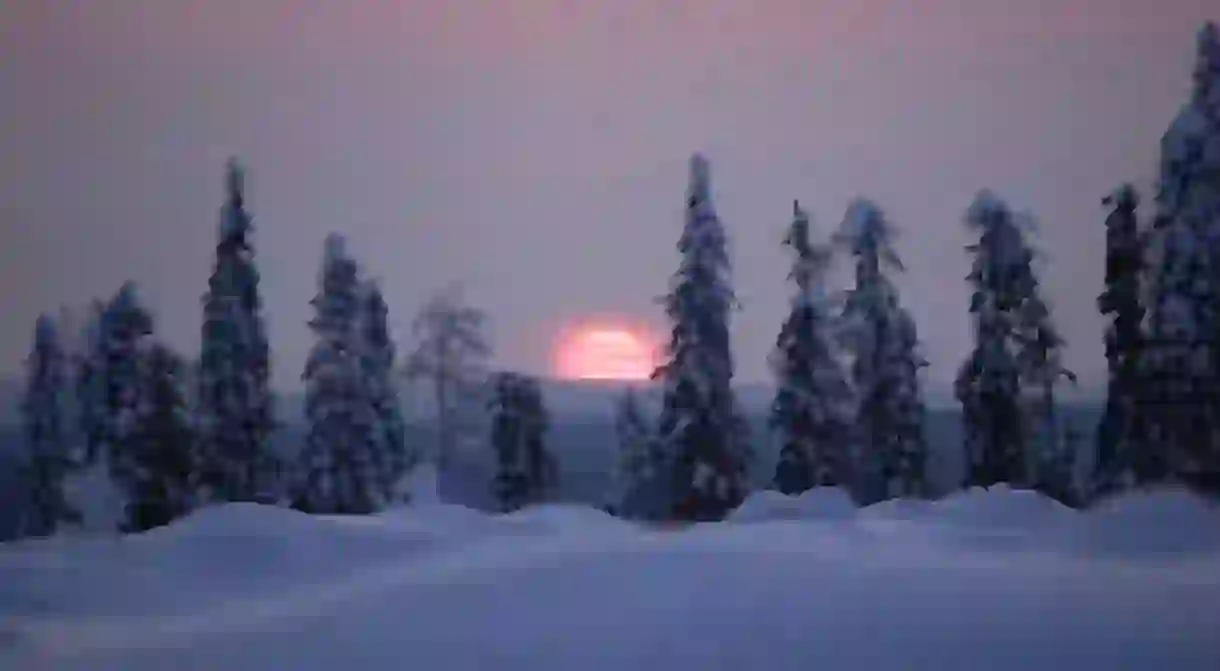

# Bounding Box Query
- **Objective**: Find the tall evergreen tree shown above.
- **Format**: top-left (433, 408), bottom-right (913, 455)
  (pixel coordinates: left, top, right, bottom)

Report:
top-left (358, 280), bottom-right (416, 503)
top-left (76, 299), bottom-right (109, 467)
top-left (652, 154), bottom-right (751, 521)
top-left (770, 201), bottom-right (852, 495)
top-left (117, 342), bottom-right (196, 532)
top-left (1012, 252), bottom-right (1078, 503)
top-left (1095, 185), bottom-right (1148, 491)
top-left (488, 372), bottom-right (556, 513)
top-left (17, 315), bottom-right (80, 537)
top-left (1141, 23), bottom-right (1220, 490)
top-left (292, 235), bottom-right (381, 515)
top-left (94, 283), bottom-right (155, 499)
top-left (196, 159), bottom-right (277, 503)
top-left (837, 199), bottom-right (929, 503)
top-left (888, 306), bottom-right (932, 498)
top-left (611, 386), bottom-right (667, 519)
top-left (957, 192), bottom-right (1034, 489)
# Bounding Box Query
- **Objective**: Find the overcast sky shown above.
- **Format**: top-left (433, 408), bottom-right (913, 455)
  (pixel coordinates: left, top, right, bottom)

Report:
top-left (2, 1), bottom-right (1215, 391)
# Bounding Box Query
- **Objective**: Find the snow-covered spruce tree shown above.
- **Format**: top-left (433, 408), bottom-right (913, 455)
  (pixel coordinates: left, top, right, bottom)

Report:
top-left (889, 306), bottom-right (931, 497)
top-left (1013, 271), bottom-right (1079, 505)
top-left (488, 372), bottom-right (556, 513)
top-left (404, 286), bottom-right (491, 470)
top-left (1094, 184), bottom-right (1148, 492)
top-left (292, 235), bottom-right (382, 515)
top-left (957, 192), bottom-right (1034, 489)
top-left (94, 283), bottom-right (155, 502)
top-left (836, 199), bottom-right (929, 504)
top-left (1141, 23), bottom-right (1220, 491)
top-left (117, 342), bottom-right (196, 533)
top-left (770, 200), bottom-right (852, 495)
top-left (196, 159), bottom-right (278, 504)
top-left (358, 280), bottom-right (416, 503)
top-left (652, 154), bottom-right (751, 521)
top-left (17, 315), bottom-right (81, 537)
top-left (75, 299), bottom-right (109, 467)
top-left (611, 386), bottom-right (667, 519)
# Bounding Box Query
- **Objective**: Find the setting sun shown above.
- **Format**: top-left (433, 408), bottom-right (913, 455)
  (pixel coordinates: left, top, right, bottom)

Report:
top-left (554, 322), bottom-right (658, 381)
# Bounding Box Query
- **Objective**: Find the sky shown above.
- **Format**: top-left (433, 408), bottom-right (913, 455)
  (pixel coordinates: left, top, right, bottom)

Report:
top-left (1, 0), bottom-right (1216, 392)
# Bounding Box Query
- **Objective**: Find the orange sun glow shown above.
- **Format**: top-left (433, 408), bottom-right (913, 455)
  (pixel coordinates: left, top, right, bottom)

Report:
top-left (554, 322), bottom-right (658, 381)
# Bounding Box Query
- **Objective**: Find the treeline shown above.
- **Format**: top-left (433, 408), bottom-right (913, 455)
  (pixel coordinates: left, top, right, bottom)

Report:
top-left (7, 22), bottom-right (1220, 538)
top-left (11, 159), bottom-right (558, 536)
top-left (619, 23), bottom-right (1220, 519)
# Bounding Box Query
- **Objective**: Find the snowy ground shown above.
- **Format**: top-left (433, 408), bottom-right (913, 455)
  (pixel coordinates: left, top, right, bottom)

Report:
top-left (2, 484), bottom-right (1219, 670)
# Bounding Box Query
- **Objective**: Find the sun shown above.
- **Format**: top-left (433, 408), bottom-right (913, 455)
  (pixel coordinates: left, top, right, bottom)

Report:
top-left (554, 321), bottom-right (658, 381)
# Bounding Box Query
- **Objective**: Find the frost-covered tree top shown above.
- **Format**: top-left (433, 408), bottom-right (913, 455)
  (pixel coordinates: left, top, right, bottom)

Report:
top-left (837, 198), bottom-right (904, 275)
top-left (103, 282), bottom-right (153, 344)
top-left (677, 153), bottom-right (732, 275)
top-left (28, 315), bottom-right (62, 369)
top-left (839, 197), bottom-right (907, 317)
top-left (1191, 22), bottom-right (1219, 108)
top-left (964, 191), bottom-right (1038, 302)
top-left (323, 231), bottom-right (347, 268)
top-left (785, 200), bottom-right (833, 307)
top-left (24, 314), bottom-right (68, 429)
top-left (25, 314), bottom-right (68, 413)
top-left (35, 314), bottom-right (58, 346)
top-left (308, 233), bottom-right (361, 346)
top-left (837, 198), bottom-right (905, 337)
top-left (110, 282), bottom-right (139, 315)
top-left (1158, 23), bottom-right (1220, 224)
top-left (1098, 184), bottom-right (1145, 334)
top-left (203, 159), bottom-right (264, 320)
top-left (360, 281), bottom-right (393, 359)
top-left (1104, 183), bottom-right (1139, 212)
top-left (1148, 21), bottom-right (1220, 341)
top-left (218, 158), bottom-right (251, 241)
top-left (965, 190), bottom-right (1035, 243)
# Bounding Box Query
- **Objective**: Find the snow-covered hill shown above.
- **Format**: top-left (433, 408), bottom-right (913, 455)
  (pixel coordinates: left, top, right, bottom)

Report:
top-left (2, 485), bottom-right (1218, 670)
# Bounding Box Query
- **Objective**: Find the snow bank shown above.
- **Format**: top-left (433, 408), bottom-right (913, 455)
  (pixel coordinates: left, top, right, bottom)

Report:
top-left (857, 495), bottom-right (936, 521)
top-left (727, 485), bottom-right (1071, 530)
top-left (929, 484), bottom-right (1075, 529)
top-left (3, 488), bottom-right (1219, 670)
top-left (369, 502), bottom-right (500, 539)
top-left (500, 503), bottom-right (636, 537)
top-left (727, 487), bottom-right (857, 523)
top-left (1062, 487), bottom-right (1220, 559)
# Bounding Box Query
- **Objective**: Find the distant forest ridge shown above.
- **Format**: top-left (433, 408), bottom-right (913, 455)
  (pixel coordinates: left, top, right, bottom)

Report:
top-left (0, 374), bottom-right (1104, 432)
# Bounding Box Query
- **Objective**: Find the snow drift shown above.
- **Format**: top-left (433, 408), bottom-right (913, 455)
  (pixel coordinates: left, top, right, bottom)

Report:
top-left (2, 487), bottom-right (1219, 670)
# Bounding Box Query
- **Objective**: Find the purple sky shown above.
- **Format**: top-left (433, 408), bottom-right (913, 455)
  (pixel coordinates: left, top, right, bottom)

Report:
top-left (1, 1), bottom-right (1215, 391)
